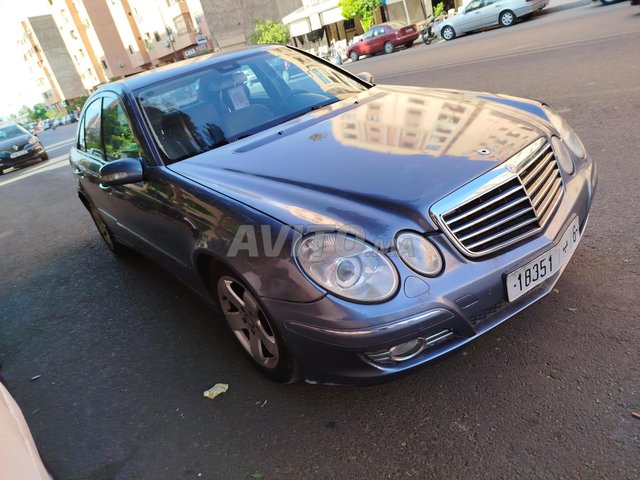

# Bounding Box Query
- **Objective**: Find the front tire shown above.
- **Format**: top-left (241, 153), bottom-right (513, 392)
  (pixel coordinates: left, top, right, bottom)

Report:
top-left (349, 51), bottom-right (359, 62)
top-left (383, 41), bottom-right (395, 54)
top-left (600, 0), bottom-right (617, 4)
top-left (441, 25), bottom-right (456, 41)
top-left (499, 10), bottom-right (516, 27)
top-left (40, 151), bottom-right (49, 161)
top-left (216, 272), bottom-right (298, 383)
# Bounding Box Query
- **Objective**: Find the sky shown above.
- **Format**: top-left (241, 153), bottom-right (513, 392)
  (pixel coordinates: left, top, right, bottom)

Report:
top-left (0, 0), bottom-right (51, 118)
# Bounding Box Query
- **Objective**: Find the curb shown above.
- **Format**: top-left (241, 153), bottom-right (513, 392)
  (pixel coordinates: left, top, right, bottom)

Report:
top-left (545, 0), bottom-right (593, 14)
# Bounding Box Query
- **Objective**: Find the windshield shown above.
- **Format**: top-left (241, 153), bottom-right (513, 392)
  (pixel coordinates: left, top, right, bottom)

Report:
top-left (135, 47), bottom-right (368, 163)
top-left (0, 124), bottom-right (28, 140)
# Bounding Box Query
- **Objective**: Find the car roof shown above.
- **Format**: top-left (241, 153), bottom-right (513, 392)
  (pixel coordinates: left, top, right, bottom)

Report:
top-left (101, 44), bottom-right (279, 92)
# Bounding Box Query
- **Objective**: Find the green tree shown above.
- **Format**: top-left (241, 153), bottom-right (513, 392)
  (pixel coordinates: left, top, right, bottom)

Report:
top-left (433, 2), bottom-right (446, 18)
top-left (338, 0), bottom-right (381, 31)
top-left (250, 19), bottom-right (290, 45)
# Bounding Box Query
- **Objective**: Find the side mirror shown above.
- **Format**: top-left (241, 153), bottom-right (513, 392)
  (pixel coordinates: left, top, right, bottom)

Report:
top-left (99, 158), bottom-right (144, 187)
top-left (356, 72), bottom-right (375, 84)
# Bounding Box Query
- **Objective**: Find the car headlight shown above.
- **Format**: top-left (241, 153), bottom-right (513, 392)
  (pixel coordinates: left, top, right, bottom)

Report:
top-left (542, 105), bottom-right (586, 159)
top-left (395, 232), bottom-right (443, 277)
top-left (296, 232), bottom-right (399, 303)
top-left (551, 136), bottom-right (574, 175)
top-left (28, 136), bottom-right (38, 145)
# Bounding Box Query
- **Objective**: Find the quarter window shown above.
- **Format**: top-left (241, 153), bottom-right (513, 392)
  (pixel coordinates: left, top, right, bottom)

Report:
top-left (83, 98), bottom-right (104, 159)
top-left (102, 97), bottom-right (142, 161)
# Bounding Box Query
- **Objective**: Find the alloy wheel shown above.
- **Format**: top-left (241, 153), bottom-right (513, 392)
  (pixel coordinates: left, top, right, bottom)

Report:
top-left (90, 205), bottom-right (115, 251)
top-left (442, 26), bottom-right (455, 41)
top-left (218, 276), bottom-right (279, 369)
top-left (500, 11), bottom-right (515, 26)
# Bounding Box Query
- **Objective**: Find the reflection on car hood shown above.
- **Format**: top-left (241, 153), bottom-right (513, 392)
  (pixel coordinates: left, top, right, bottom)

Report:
top-left (0, 134), bottom-right (32, 151)
top-left (170, 85), bottom-right (551, 240)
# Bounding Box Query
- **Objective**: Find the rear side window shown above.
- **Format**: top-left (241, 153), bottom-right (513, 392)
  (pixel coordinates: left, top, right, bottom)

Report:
top-left (77, 116), bottom-right (86, 150)
top-left (83, 98), bottom-right (103, 159)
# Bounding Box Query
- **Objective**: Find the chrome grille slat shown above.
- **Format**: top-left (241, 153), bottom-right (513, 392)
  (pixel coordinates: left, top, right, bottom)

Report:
top-left (525, 160), bottom-right (556, 199)
top-left (451, 196), bottom-right (530, 234)
top-left (446, 183), bottom-right (524, 226)
top-left (521, 151), bottom-right (554, 185)
top-left (432, 138), bottom-right (565, 257)
top-left (532, 175), bottom-right (561, 212)
top-left (457, 206), bottom-right (535, 243)
top-left (466, 217), bottom-right (539, 251)
top-left (536, 178), bottom-right (563, 221)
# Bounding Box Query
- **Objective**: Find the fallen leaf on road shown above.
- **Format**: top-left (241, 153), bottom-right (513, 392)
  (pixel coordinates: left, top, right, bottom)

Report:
top-left (632, 412), bottom-right (640, 420)
top-left (203, 383), bottom-right (228, 400)
top-left (30, 375), bottom-right (41, 381)
top-left (567, 307), bottom-right (578, 313)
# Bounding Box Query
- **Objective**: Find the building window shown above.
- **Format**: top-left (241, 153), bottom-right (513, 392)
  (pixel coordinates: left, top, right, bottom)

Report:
top-left (173, 13), bottom-right (193, 35)
top-left (128, 44), bottom-right (134, 54)
top-left (101, 59), bottom-right (108, 69)
top-left (79, 48), bottom-right (84, 57)
top-left (70, 30), bottom-right (77, 40)
top-left (153, 31), bottom-right (161, 42)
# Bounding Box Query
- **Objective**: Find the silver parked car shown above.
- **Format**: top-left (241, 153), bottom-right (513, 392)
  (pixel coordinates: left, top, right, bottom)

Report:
top-left (438, 0), bottom-right (549, 41)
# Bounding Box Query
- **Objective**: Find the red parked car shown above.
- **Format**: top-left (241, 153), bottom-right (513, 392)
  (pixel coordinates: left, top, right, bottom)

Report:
top-left (347, 21), bottom-right (419, 61)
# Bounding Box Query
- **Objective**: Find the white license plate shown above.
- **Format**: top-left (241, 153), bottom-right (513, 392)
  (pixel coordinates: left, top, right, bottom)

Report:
top-left (10, 150), bottom-right (28, 158)
top-left (506, 217), bottom-right (581, 302)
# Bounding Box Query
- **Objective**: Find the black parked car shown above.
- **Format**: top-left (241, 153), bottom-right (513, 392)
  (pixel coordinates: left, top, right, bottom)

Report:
top-left (0, 123), bottom-right (48, 175)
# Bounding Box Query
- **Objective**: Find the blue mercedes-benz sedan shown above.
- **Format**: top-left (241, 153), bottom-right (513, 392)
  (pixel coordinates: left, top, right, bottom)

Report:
top-left (69, 45), bottom-right (597, 385)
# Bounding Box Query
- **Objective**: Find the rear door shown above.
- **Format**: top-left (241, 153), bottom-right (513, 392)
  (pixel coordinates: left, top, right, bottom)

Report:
top-left (478, 0), bottom-right (502, 27)
top-left (72, 93), bottom-right (159, 256)
top-left (457, 0), bottom-right (485, 32)
top-left (369, 26), bottom-right (387, 53)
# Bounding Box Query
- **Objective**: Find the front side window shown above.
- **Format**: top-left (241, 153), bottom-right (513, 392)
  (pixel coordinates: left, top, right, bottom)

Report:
top-left (136, 47), bottom-right (368, 164)
top-left (102, 97), bottom-right (142, 161)
top-left (83, 98), bottom-right (104, 159)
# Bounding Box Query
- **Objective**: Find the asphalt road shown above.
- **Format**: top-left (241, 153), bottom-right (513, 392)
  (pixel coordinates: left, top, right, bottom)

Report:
top-left (1, 3), bottom-right (639, 479)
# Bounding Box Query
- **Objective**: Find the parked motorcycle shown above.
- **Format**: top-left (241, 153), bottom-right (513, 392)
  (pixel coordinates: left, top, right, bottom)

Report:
top-left (421, 22), bottom-right (437, 45)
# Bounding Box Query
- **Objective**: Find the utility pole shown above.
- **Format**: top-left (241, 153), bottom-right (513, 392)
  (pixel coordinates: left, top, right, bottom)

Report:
top-left (157, 1), bottom-right (179, 62)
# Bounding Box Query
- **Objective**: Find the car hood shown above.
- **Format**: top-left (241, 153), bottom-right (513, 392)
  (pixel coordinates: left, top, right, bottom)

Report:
top-left (169, 85), bottom-right (550, 240)
top-left (0, 134), bottom-right (32, 152)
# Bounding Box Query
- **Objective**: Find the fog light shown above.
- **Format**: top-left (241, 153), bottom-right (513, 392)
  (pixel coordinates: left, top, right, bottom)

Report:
top-left (389, 338), bottom-right (425, 361)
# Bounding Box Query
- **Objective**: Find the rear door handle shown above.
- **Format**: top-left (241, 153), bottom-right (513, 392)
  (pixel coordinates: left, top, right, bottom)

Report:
top-left (74, 168), bottom-right (84, 177)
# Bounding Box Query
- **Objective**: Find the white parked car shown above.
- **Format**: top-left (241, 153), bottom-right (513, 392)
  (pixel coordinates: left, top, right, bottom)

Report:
top-left (437, 0), bottom-right (549, 41)
top-left (0, 381), bottom-right (51, 479)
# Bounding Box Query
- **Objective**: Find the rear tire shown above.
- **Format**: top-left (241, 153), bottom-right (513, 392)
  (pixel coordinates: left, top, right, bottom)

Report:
top-left (349, 51), bottom-right (359, 62)
top-left (383, 41), bottom-right (394, 54)
top-left (441, 25), bottom-right (456, 41)
top-left (214, 269), bottom-right (299, 383)
top-left (88, 203), bottom-right (128, 254)
top-left (599, 0), bottom-right (617, 4)
top-left (499, 10), bottom-right (516, 27)
top-left (40, 151), bottom-right (49, 161)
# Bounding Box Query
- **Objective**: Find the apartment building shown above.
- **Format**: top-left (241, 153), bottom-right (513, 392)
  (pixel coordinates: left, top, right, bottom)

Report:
top-left (199, 0), bottom-right (299, 50)
top-left (18, 15), bottom-right (86, 112)
top-left (19, 0), bottom-right (213, 112)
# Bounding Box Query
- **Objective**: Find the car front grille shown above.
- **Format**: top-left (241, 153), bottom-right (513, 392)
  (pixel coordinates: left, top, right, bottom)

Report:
top-left (432, 138), bottom-right (564, 257)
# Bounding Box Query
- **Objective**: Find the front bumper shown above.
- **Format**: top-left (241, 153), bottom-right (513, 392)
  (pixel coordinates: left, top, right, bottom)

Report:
top-left (0, 145), bottom-right (45, 171)
top-left (263, 154), bottom-right (597, 385)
